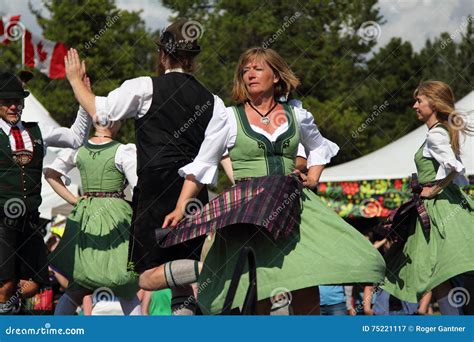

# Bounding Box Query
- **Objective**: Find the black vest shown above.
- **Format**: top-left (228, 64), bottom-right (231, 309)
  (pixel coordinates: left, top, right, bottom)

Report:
top-left (0, 122), bottom-right (44, 214)
top-left (135, 73), bottom-right (214, 174)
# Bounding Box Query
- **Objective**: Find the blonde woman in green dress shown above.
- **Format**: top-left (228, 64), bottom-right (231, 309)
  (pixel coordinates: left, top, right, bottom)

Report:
top-left (44, 118), bottom-right (141, 315)
top-left (163, 47), bottom-right (386, 315)
top-left (382, 81), bottom-right (474, 315)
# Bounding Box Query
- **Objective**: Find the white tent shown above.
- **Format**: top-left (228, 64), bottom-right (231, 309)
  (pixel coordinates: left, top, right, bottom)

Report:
top-left (22, 93), bottom-right (81, 219)
top-left (320, 91), bottom-right (474, 182)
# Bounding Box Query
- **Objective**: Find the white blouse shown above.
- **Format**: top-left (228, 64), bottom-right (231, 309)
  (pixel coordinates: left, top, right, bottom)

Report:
top-left (44, 141), bottom-right (138, 190)
top-left (94, 68), bottom-right (225, 122)
top-left (179, 105), bottom-right (340, 185)
top-left (422, 126), bottom-right (469, 186)
top-left (0, 107), bottom-right (91, 152)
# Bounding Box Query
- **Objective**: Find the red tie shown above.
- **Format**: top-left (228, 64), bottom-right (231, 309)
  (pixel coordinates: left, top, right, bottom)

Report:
top-left (10, 126), bottom-right (25, 150)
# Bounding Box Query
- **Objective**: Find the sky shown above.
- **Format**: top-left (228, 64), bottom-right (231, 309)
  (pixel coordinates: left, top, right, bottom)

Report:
top-left (0, 0), bottom-right (473, 52)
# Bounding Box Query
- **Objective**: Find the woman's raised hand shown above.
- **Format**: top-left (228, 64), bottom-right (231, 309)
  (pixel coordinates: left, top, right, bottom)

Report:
top-left (65, 48), bottom-right (85, 83)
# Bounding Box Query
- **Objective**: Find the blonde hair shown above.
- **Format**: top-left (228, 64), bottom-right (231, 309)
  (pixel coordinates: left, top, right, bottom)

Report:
top-left (414, 80), bottom-right (473, 155)
top-left (232, 47), bottom-right (300, 103)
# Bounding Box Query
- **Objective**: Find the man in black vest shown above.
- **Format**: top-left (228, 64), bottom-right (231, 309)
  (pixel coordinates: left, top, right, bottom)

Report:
top-left (64, 19), bottom-right (228, 315)
top-left (0, 72), bottom-right (91, 314)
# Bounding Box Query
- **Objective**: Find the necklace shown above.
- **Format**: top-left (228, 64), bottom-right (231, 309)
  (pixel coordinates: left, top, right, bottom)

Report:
top-left (247, 100), bottom-right (278, 125)
top-left (428, 121), bottom-right (440, 130)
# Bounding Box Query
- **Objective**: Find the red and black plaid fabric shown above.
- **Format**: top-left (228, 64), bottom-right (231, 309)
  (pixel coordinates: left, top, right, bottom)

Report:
top-left (10, 126), bottom-right (25, 150)
top-left (158, 174), bottom-right (303, 248)
top-left (376, 173), bottom-right (433, 242)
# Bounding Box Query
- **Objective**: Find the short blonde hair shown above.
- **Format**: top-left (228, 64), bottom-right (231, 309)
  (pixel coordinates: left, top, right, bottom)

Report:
top-left (232, 47), bottom-right (300, 103)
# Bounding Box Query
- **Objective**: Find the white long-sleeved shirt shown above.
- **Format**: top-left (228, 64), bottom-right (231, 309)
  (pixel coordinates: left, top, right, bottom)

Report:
top-left (179, 105), bottom-right (340, 186)
top-left (422, 126), bottom-right (468, 186)
top-left (0, 107), bottom-right (91, 152)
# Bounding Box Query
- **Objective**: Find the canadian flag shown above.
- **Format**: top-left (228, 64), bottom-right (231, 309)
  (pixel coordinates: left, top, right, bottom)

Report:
top-left (0, 15), bottom-right (22, 44)
top-left (22, 30), bottom-right (68, 79)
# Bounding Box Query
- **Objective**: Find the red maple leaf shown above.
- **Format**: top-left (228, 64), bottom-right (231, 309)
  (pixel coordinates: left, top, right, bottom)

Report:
top-left (37, 42), bottom-right (47, 62)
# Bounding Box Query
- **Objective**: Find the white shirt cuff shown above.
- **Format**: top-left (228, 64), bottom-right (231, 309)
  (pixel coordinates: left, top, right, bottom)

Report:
top-left (95, 96), bottom-right (109, 122)
top-left (43, 164), bottom-right (72, 186)
top-left (307, 137), bottom-right (340, 167)
top-left (179, 161), bottom-right (219, 186)
top-left (435, 159), bottom-right (468, 186)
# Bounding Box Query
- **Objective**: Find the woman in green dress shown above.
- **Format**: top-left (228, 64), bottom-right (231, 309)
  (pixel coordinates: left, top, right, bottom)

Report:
top-left (381, 81), bottom-right (474, 315)
top-left (163, 47), bottom-right (386, 315)
top-left (44, 119), bottom-right (141, 315)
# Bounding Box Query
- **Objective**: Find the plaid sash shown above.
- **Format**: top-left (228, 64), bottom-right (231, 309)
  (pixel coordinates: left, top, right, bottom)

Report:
top-left (157, 174), bottom-right (303, 248)
top-left (376, 173), bottom-right (433, 242)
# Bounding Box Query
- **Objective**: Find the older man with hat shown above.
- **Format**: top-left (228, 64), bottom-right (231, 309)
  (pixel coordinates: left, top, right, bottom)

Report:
top-left (0, 72), bottom-right (91, 314)
top-left (64, 18), bottom-right (228, 315)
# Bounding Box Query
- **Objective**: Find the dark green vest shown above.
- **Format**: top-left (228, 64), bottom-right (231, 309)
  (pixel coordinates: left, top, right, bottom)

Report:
top-left (0, 122), bottom-right (44, 214)
top-left (229, 103), bottom-right (299, 180)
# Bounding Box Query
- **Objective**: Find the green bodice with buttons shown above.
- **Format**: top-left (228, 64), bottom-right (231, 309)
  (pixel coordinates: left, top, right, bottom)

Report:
top-left (0, 122), bottom-right (44, 213)
top-left (228, 103), bottom-right (299, 180)
top-left (76, 140), bottom-right (125, 192)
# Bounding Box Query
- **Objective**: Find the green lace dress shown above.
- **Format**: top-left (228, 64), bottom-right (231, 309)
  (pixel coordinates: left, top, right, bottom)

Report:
top-left (49, 141), bottom-right (139, 298)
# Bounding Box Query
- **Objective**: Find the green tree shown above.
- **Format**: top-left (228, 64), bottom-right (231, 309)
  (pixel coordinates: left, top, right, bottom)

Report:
top-left (0, 39), bottom-right (22, 72)
top-left (164, 0), bottom-right (382, 101)
top-left (348, 38), bottom-right (423, 155)
top-left (26, 0), bottom-right (156, 142)
top-left (418, 15), bottom-right (473, 99)
top-left (163, 0), bottom-right (384, 163)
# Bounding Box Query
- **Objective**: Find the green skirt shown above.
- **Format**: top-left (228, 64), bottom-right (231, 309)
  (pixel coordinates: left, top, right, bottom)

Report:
top-left (197, 188), bottom-right (386, 314)
top-left (49, 197), bottom-right (139, 298)
top-left (382, 185), bottom-right (474, 303)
